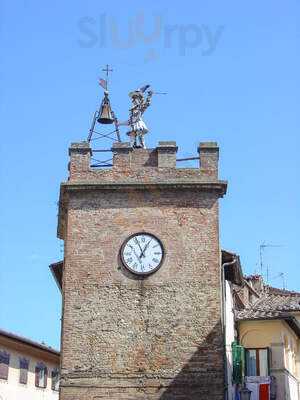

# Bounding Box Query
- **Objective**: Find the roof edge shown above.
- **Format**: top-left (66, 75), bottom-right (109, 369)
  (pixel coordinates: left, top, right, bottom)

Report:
top-left (0, 329), bottom-right (60, 356)
top-left (49, 261), bottom-right (63, 292)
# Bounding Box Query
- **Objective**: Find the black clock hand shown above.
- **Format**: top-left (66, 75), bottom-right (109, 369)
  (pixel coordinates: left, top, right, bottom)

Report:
top-left (128, 245), bottom-right (143, 265)
top-left (140, 239), bottom-right (152, 258)
top-left (134, 237), bottom-right (144, 257)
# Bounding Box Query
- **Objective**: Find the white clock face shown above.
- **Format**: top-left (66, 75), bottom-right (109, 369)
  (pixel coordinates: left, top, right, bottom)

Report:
top-left (121, 233), bottom-right (164, 275)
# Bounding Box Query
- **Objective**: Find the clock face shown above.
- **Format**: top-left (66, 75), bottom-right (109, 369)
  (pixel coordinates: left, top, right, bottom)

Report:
top-left (121, 233), bottom-right (164, 275)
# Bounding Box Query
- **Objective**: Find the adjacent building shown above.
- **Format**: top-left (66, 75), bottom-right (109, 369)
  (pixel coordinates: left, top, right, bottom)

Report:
top-left (223, 256), bottom-right (300, 400)
top-left (237, 276), bottom-right (300, 400)
top-left (0, 329), bottom-right (60, 400)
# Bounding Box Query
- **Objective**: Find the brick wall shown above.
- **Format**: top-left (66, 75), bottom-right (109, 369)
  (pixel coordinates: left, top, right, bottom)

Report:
top-left (58, 141), bottom-right (227, 400)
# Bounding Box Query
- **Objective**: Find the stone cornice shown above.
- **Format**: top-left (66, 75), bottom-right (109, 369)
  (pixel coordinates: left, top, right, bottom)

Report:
top-left (61, 180), bottom-right (227, 194)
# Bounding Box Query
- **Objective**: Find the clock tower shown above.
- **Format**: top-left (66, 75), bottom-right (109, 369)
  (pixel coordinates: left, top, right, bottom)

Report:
top-left (57, 140), bottom-right (227, 400)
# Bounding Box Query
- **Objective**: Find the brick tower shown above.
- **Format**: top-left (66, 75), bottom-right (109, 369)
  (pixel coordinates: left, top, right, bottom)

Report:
top-left (57, 141), bottom-right (227, 400)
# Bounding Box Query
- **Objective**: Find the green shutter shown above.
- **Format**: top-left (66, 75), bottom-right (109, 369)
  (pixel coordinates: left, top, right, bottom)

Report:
top-left (232, 341), bottom-right (245, 384)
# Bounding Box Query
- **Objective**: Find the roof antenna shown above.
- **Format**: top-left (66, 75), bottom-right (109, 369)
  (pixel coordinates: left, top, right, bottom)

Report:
top-left (279, 272), bottom-right (286, 290)
top-left (259, 242), bottom-right (283, 283)
top-left (271, 272), bottom-right (286, 290)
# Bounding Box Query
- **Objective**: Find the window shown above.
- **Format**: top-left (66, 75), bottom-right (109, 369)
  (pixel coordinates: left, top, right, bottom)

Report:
top-left (0, 351), bottom-right (10, 380)
top-left (51, 368), bottom-right (60, 391)
top-left (19, 357), bottom-right (29, 384)
top-left (35, 362), bottom-right (47, 388)
top-left (245, 348), bottom-right (269, 377)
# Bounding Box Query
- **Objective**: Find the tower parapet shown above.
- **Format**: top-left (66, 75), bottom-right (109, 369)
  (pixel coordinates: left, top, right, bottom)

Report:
top-left (68, 141), bottom-right (224, 181)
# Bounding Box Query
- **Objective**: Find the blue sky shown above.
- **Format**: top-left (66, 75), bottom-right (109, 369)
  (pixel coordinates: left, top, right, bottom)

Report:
top-left (0, 0), bottom-right (299, 350)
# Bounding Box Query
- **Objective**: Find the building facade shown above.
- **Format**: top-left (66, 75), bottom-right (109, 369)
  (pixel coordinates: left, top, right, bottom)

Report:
top-left (0, 329), bottom-right (60, 400)
top-left (236, 276), bottom-right (300, 400)
top-left (221, 250), bottom-right (244, 400)
top-left (223, 265), bottom-right (300, 400)
top-left (57, 141), bottom-right (227, 400)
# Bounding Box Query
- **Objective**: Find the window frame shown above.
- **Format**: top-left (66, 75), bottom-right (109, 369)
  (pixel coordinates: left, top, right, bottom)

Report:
top-left (245, 347), bottom-right (270, 377)
top-left (19, 357), bottom-right (29, 384)
top-left (0, 351), bottom-right (10, 380)
top-left (35, 362), bottom-right (48, 389)
top-left (51, 368), bottom-right (60, 391)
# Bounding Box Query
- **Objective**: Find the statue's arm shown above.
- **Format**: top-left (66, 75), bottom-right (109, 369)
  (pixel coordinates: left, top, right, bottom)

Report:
top-left (141, 91), bottom-right (153, 113)
top-left (117, 120), bottom-right (130, 126)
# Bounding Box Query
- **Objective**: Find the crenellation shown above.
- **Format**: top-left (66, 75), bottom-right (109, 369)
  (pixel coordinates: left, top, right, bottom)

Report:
top-left (68, 142), bottom-right (92, 178)
top-left (67, 141), bottom-right (223, 184)
top-left (157, 141), bottom-right (178, 168)
top-left (198, 142), bottom-right (219, 178)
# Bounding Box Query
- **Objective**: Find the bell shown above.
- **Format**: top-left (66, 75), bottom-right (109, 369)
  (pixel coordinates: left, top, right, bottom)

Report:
top-left (97, 93), bottom-right (114, 124)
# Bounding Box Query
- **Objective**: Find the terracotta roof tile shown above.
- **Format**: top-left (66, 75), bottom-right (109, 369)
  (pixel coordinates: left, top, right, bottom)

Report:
top-left (236, 290), bottom-right (300, 320)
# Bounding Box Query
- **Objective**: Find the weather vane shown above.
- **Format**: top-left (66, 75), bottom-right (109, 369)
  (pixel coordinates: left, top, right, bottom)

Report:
top-left (100, 64), bottom-right (113, 91)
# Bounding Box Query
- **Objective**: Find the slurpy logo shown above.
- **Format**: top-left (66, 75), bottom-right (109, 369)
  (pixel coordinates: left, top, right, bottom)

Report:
top-left (77, 13), bottom-right (224, 59)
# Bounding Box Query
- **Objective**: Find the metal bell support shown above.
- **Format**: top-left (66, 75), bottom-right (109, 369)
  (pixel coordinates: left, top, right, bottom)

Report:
top-left (97, 91), bottom-right (114, 124)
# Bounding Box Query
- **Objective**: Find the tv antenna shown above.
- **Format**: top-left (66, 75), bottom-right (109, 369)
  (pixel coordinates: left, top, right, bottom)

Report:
top-left (87, 65), bottom-right (121, 168)
top-left (271, 272), bottom-right (286, 290)
top-left (259, 242), bottom-right (284, 283)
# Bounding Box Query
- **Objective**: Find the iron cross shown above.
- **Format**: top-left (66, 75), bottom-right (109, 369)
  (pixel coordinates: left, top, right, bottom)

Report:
top-left (102, 64), bottom-right (113, 90)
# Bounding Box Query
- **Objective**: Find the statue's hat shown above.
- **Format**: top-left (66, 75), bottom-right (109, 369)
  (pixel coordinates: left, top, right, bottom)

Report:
top-left (129, 84), bottom-right (150, 98)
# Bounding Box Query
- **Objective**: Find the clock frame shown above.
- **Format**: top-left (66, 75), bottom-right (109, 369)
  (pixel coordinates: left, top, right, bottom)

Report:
top-left (120, 232), bottom-right (165, 276)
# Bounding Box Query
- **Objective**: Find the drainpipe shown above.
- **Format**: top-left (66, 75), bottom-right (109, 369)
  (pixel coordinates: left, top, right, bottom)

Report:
top-left (221, 256), bottom-right (237, 400)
